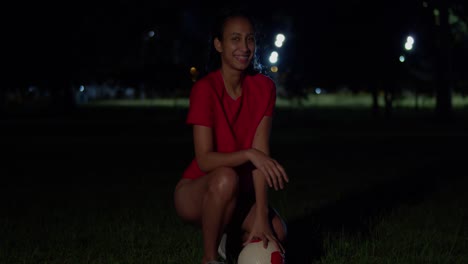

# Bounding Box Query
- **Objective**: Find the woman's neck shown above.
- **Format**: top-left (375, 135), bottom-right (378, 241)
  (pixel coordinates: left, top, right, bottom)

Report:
top-left (220, 68), bottom-right (244, 97)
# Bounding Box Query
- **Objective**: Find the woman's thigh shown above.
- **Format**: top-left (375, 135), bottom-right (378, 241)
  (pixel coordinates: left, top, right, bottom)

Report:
top-left (173, 176), bottom-right (211, 224)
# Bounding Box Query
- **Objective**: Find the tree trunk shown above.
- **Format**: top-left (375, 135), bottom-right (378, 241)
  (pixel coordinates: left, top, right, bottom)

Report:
top-left (384, 81), bottom-right (393, 120)
top-left (0, 90), bottom-right (5, 117)
top-left (371, 85), bottom-right (379, 118)
top-left (435, 0), bottom-right (453, 119)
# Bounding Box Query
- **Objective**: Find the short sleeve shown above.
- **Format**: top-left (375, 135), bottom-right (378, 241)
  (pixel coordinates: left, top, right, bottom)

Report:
top-left (186, 82), bottom-right (214, 127)
top-left (264, 82), bottom-right (276, 117)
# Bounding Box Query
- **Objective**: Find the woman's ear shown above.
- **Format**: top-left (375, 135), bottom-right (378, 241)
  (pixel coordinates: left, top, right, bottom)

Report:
top-left (214, 38), bottom-right (222, 53)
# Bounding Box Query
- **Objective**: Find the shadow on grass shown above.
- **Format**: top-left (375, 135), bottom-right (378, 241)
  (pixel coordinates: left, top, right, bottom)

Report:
top-left (284, 172), bottom-right (445, 263)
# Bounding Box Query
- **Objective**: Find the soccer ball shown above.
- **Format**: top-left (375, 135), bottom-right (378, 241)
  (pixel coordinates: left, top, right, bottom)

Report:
top-left (237, 239), bottom-right (285, 264)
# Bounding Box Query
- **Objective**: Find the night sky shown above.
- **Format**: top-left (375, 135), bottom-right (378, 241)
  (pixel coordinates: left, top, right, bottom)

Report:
top-left (5, 0), bottom-right (466, 91)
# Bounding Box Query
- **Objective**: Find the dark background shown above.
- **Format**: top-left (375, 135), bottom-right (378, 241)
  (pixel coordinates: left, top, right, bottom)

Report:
top-left (1, 2), bottom-right (467, 263)
top-left (5, 0), bottom-right (467, 101)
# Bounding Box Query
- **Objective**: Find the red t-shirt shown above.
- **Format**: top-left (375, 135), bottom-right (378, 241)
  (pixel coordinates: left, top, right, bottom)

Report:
top-left (182, 69), bottom-right (276, 183)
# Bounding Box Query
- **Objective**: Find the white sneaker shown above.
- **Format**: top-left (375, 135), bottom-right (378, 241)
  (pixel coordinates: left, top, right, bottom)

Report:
top-left (217, 233), bottom-right (227, 260)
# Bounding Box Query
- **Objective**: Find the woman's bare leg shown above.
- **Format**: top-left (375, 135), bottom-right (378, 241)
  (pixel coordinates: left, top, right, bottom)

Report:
top-left (241, 203), bottom-right (288, 244)
top-left (238, 169), bottom-right (287, 250)
top-left (174, 167), bottom-right (239, 263)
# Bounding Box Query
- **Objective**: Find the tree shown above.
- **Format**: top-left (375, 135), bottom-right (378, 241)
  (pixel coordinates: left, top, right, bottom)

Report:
top-left (434, 0), bottom-right (454, 119)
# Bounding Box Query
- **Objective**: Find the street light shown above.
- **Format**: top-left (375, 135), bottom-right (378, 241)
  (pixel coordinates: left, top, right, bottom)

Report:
top-left (268, 32), bottom-right (287, 75)
top-left (275, 33), bottom-right (285, 48)
top-left (404, 35), bottom-right (414, 51)
top-left (400, 35), bottom-right (415, 63)
top-left (269, 51), bottom-right (279, 64)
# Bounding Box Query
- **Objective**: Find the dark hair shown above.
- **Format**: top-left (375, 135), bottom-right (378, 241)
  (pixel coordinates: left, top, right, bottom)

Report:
top-left (204, 7), bottom-right (265, 76)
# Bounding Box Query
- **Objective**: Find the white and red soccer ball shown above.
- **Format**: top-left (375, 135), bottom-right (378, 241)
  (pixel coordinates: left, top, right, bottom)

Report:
top-left (237, 239), bottom-right (285, 264)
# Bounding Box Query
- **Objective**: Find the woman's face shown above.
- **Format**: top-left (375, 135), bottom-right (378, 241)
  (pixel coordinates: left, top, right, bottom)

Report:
top-left (215, 16), bottom-right (255, 72)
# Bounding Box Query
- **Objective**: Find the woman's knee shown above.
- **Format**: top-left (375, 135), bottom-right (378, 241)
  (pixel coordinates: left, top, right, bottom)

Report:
top-left (208, 167), bottom-right (239, 201)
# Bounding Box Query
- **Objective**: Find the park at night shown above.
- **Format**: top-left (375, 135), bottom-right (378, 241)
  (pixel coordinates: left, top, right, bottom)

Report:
top-left (1, 1), bottom-right (467, 263)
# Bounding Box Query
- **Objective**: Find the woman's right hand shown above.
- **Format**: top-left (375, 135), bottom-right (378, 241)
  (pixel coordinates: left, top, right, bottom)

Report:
top-left (246, 148), bottom-right (289, 190)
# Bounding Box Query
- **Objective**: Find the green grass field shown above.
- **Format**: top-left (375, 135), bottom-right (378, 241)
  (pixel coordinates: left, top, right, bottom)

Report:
top-left (1, 96), bottom-right (467, 263)
top-left (83, 92), bottom-right (468, 109)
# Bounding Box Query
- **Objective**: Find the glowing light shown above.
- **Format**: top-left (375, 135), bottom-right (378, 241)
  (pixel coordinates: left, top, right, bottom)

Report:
top-left (274, 33), bottom-right (285, 48)
top-left (406, 36), bottom-right (414, 45)
top-left (190, 67), bottom-right (199, 82)
top-left (405, 42), bottom-right (413, 50)
top-left (404, 35), bottom-right (414, 51)
top-left (148, 30), bottom-right (155, 38)
top-left (399, 55), bottom-right (405, 62)
top-left (79, 85), bottom-right (85, 92)
top-left (276, 34), bottom-right (285, 42)
top-left (315, 88), bottom-right (322, 94)
top-left (269, 51), bottom-right (278, 64)
top-left (270, 66), bottom-right (278, 72)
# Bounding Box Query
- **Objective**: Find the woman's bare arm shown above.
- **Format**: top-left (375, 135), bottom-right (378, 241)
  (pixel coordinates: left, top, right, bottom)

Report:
top-left (244, 116), bottom-right (287, 252)
top-left (194, 116), bottom-right (288, 187)
top-left (250, 116), bottom-right (288, 190)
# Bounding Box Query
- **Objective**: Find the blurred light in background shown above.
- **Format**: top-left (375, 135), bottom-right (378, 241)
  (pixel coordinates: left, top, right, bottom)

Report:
top-left (144, 29), bottom-right (158, 40)
top-left (404, 36), bottom-right (414, 51)
top-left (269, 51), bottom-right (279, 64)
top-left (275, 33), bottom-right (285, 48)
top-left (399, 55), bottom-right (406, 62)
top-left (433, 8), bottom-right (440, 26)
top-left (189, 66), bottom-right (198, 82)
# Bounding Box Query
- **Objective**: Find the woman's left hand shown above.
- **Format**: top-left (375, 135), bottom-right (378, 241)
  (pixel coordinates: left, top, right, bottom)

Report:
top-left (247, 148), bottom-right (289, 190)
top-left (243, 216), bottom-right (285, 254)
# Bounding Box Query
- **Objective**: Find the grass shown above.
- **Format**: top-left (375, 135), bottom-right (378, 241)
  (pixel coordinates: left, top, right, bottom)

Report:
top-left (315, 178), bottom-right (468, 264)
top-left (1, 98), bottom-right (467, 263)
top-left (82, 92), bottom-right (468, 109)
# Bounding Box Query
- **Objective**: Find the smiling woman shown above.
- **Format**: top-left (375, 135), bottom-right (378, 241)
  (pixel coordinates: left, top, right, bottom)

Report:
top-left (172, 7), bottom-right (289, 264)
top-left (203, 7), bottom-right (266, 78)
